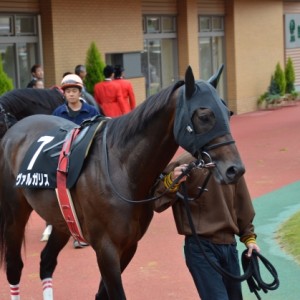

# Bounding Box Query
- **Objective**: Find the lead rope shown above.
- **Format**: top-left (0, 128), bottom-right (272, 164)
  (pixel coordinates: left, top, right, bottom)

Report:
top-left (180, 182), bottom-right (280, 299)
top-left (102, 124), bottom-right (204, 204)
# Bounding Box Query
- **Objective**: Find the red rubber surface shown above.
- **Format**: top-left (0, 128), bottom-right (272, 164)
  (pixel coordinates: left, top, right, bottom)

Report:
top-left (0, 102), bottom-right (299, 299)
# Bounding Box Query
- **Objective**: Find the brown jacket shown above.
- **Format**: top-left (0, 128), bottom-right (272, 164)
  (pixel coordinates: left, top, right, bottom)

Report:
top-left (153, 153), bottom-right (256, 244)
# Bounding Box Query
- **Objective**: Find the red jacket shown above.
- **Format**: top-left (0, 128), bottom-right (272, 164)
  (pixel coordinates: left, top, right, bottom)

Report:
top-left (114, 78), bottom-right (136, 110)
top-left (94, 80), bottom-right (129, 117)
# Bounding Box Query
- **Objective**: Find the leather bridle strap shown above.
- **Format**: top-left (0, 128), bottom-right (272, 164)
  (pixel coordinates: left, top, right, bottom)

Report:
top-left (176, 171), bottom-right (212, 202)
top-left (203, 139), bottom-right (235, 151)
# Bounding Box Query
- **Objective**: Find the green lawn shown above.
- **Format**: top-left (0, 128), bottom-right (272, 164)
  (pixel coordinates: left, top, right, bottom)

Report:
top-left (276, 211), bottom-right (300, 264)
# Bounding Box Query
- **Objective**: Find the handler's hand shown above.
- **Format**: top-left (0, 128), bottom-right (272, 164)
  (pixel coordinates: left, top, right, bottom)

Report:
top-left (246, 242), bottom-right (261, 257)
top-left (171, 164), bottom-right (189, 183)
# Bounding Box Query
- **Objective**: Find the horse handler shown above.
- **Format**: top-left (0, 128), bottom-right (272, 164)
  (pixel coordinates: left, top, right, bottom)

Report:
top-left (153, 151), bottom-right (261, 300)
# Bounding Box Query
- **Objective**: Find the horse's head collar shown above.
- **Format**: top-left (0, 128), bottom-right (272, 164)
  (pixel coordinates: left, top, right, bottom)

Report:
top-left (173, 66), bottom-right (231, 157)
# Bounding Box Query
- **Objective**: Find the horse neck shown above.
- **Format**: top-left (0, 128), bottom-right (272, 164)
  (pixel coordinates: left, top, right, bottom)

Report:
top-left (142, 113), bottom-right (178, 166)
top-left (121, 107), bottom-right (179, 189)
top-left (105, 82), bottom-right (183, 193)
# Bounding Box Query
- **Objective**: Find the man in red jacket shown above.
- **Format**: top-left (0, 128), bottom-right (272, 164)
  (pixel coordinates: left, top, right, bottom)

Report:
top-left (114, 65), bottom-right (136, 111)
top-left (94, 65), bottom-right (129, 117)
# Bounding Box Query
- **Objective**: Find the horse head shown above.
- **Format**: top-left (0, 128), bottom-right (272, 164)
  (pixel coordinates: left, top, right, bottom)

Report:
top-left (174, 66), bottom-right (245, 184)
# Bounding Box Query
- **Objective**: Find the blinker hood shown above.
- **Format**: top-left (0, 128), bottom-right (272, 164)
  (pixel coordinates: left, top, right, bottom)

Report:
top-left (173, 80), bottom-right (231, 157)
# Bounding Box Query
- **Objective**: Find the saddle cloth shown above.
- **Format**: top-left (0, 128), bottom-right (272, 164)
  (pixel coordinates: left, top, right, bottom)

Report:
top-left (16, 116), bottom-right (106, 189)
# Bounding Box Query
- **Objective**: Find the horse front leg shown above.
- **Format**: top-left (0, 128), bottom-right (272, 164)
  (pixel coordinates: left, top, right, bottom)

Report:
top-left (95, 242), bottom-right (127, 300)
top-left (40, 227), bottom-right (70, 300)
top-left (95, 243), bottom-right (138, 300)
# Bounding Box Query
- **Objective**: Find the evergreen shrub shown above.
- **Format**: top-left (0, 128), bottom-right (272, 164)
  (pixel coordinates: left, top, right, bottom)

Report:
top-left (0, 55), bottom-right (13, 95)
top-left (85, 42), bottom-right (105, 95)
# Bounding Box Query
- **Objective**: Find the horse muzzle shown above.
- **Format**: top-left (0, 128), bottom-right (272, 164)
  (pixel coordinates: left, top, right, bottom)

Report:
top-left (198, 151), bottom-right (245, 184)
top-left (224, 164), bottom-right (245, 184)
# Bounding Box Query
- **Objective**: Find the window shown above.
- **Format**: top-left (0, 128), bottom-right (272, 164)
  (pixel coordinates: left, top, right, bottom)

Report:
top-left (199, 17), bottom-right (211, 32)
top-left (145, 16), bottom-right (176, 34)
top-left (0, 14), bottom-right (41, 88)
top-left (212, 17), bottom-right (224, 31)
top-left (198, 16), bottom-right (225, 99)
top-left (16, 16), bottom-right (36, 35)
top-left (142, 15), bottom-right (178, 97)
top-left (161, 17), bottom-right (176, 33)
top-left (106, 52), bottom-right (142, 78)
top-left (146, 17), bottom-right (160, 33)
top-left (199, 16), bottom-right (223, 33)
top-left (0, 16), bottom-right (13, 35)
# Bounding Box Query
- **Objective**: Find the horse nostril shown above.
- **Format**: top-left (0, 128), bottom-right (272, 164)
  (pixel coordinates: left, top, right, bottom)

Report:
top-left (226, 166), bottom-right (245, 181)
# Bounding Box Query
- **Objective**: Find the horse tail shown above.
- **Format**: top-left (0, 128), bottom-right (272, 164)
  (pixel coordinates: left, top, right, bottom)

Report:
top-left (0, 190), bottom-right (11, 268)
top-left (0, 197), bottom-right (9, 267)
top-left (0, 155), bottom-right (15, 268)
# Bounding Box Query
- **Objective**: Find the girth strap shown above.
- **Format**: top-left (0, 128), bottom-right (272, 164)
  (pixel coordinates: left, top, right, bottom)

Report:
top-left (55, 127), bottom-right (88, 244)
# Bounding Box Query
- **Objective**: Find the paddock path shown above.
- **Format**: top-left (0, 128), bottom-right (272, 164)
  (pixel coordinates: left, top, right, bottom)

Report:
top-left (0, 102), bottom-right (300, 299)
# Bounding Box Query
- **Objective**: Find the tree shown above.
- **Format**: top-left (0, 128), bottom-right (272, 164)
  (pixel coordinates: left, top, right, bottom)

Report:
top-left (85, 42), bottom-right (105, 95)
top-left (273, 62), bottom-right (286, 96)
top-left (285, 57), bottom-right (296, 94)
top-left (268, 75), bottom-right (280, 95)
top-left (0, 55), bottom-right (13, 95)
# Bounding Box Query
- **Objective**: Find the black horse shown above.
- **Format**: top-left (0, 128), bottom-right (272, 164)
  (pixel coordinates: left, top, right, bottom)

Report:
top-left (0, 87), bottom-right (100, 137)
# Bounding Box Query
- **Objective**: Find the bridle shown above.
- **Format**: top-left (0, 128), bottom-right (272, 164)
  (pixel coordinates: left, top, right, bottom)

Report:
top-left (203, 139), bottom-right (235, 151)
top-left (102, 124), bottom-right (220, 204)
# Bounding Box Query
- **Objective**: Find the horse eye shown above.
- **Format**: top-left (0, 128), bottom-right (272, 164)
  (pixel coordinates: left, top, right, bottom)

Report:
top-left (198, 114), bottom-right (210, 122)
top-left (197, 109), bottom-right (214, 122)
top-left (192, 109), bottom-right (215, 134)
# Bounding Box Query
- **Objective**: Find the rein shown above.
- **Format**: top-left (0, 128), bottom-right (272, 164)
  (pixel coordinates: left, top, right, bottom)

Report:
top-left (102, 125), bottom-right (212, 204)
top-left (180, 182), bottom-right (280, 300)
top-left (103, 125), bottom-right (163, 204)
top-left (103, 123), bottom-right (236, 204)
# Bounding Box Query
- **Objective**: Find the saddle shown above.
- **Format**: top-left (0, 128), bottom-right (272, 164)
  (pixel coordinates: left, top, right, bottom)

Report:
top-left (16, 115), bottom-right (107, 189)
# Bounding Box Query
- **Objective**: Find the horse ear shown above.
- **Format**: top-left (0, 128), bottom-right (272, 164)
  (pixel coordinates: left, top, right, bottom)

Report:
top-left (208, 64), bottom-right (224, 88)
top-left (185, 66), bottom-right (196, 99)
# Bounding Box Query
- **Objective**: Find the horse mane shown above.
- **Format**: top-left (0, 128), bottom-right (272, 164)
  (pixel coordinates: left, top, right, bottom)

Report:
top-left (108, 80), bottom-right (184, 148)
top-left (0, 88), bottom-right (64, 118)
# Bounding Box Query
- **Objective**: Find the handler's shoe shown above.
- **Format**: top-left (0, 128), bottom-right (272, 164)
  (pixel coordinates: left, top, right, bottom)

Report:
top-left (40, 225), bottom-right (52, 242)
top-left (73, 240), bottom-right (89, 249)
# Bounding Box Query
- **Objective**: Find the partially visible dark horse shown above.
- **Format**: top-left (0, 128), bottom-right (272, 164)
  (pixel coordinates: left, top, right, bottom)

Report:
top-left (0, 87), bottom-right (100, 137)
top-left (0, 67), bottom-right (245, 299)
